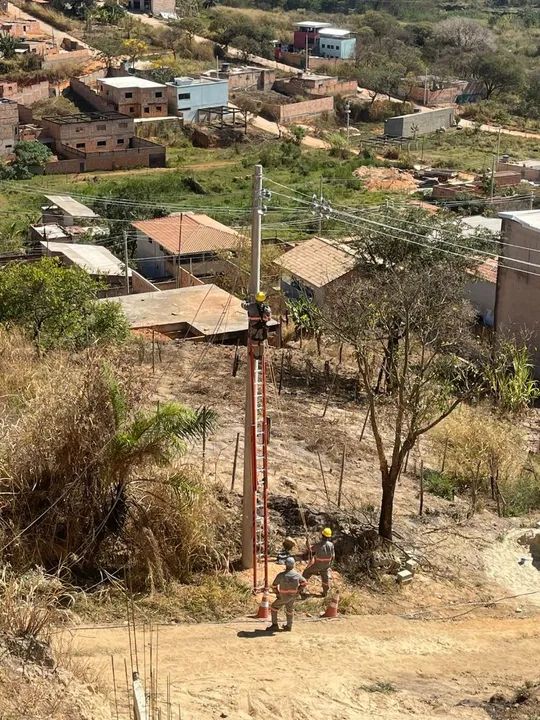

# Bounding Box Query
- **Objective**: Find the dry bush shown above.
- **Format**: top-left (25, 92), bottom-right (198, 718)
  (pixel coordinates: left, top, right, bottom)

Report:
top-left (0, 335), bottom-right (232, 590)
top-left (429, 405), bottom-right (527, 491)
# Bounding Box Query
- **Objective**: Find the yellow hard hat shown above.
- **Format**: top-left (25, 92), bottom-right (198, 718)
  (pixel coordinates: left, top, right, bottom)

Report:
top-left (255, 291), bottom-right (266, 302)
top-left (322, 527), bottom-right (332, 538)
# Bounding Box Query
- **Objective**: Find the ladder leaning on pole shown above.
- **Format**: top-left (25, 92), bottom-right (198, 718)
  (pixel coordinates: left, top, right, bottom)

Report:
top-left (248, 336), bottom-right (269, 593)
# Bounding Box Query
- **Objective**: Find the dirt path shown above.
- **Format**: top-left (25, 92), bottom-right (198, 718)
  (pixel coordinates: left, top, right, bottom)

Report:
top-left (71, 613), bottom-right (540, 719)
top-left (459, 118), bottom-right (540, 140)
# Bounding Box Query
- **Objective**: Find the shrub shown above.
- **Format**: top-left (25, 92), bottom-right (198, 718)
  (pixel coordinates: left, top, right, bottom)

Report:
top-left (423, 470), bottom-right (456, 501)
top-left (484, 341), bottom-right (540, 414)
top-left (501, 467), bottom-right (540, 516)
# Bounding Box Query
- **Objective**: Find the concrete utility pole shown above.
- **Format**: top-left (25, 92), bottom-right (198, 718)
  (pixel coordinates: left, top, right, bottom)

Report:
top-left (305, 34), bottom-right (309, 72)
top-left (241, 164), bottom-right (263, 570)
top-left (490, 154), bottom-right (496, 202)
top-left (345, 100), bottom-right (351, 145)
top-left (123, 231), bottom-right (130, 295)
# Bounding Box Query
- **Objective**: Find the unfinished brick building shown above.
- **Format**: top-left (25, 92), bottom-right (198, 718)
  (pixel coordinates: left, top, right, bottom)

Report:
top-left (39, 111), bottom-right (165, 173)
top-left (96, 76), bottom-right (168, 118)
top-left (0, 99), bottom-right (18, 157)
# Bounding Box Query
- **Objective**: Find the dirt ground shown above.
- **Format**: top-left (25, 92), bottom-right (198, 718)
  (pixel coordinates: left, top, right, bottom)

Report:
top-left (71, 614), bottom-right (540, 720)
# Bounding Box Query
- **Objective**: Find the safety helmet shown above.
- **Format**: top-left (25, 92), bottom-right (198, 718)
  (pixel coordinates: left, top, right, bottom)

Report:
top-left (322, 528), bottom-right (332, 538)
top-left (255, 291), bottom-right (266, 302)
top-left (285, 556), bottom-right (295, 569)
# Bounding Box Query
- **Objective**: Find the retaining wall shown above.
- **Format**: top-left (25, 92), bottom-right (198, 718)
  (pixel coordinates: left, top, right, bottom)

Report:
top-left (384, 107), bottom-right (455, 137)
top-left (262, 95), bottom-right (333, 123)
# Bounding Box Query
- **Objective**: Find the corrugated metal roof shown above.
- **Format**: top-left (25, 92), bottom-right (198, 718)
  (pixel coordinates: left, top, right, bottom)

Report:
top-left (41, 241), bottom-right (131, 277)
top-left (132, 213), bottom-right (241, 255)
top-left (275, 237), bottom-right (356, 288)
top-left (44, 195), bottom-right (99, 218)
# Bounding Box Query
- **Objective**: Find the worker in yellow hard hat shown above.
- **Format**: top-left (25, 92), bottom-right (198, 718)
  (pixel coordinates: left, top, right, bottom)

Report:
top-left (302, 527), bottom-right (335, 597)
top-left (241, 290), bottom-right (271, 358)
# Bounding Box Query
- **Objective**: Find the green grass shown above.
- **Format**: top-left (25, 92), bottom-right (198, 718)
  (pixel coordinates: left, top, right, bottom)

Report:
top-left (359, 681), bottom-right (397, 694)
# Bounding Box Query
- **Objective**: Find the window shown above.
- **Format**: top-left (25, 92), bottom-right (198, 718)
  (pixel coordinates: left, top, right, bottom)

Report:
top-left (144, 107), bottom-right (150, 114)
top-left (75, 127), bottom-right (83, 133)
top-left (125, 92), bottom-right (133, 99)
top-left (120, 122), bottom-right (128, 128)
top-left (129, 107), bottom-right (135, 113)
top-left (97, 124), bottom-right (106, 130)
top-left (156, 106), bottom-right (162, 111)
top-left (117, 138), bottom-right (125, 145)
top-left (76, 142), bottom-right (85, 149)
top-left (155, 91), bottom-right (163, 98)
top-left (97, 140), bottom-right (106, 147)
top-left (178, 93), bottom-right (190, 101)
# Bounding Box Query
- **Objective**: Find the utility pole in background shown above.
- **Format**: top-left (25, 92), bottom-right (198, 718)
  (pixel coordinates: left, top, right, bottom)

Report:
top-left (345, 100), bottom-right (351, 146)
top-left (305, 34), bottom-right (309, 72)
top-left (490, 154), bottom-right (496, 202)
top-left (123, 231), bottom-right (130, 295)
top-left (242, 164), bottom-right (263, 570)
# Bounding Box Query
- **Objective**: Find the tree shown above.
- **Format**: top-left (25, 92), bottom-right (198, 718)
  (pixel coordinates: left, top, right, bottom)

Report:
top-left (30, 96), bottom-right (78, 120)
top-left (326, 263), bottom-right (481, 540)
top-left (91, 32), bottom-right (126, 69)
top-left (122, 38), bottom-right (149, 68)
top-left (51, 0), bottom-right (95, 18)
top-left (0, 32), bottom-right (17, 60)
top-left (7, 141), bottom-right (52, 179)
top-left (432, 17), bottom-right (496, 52)
top-left (176, 16), bottom-right (203, 49)
top-left (0, 257), bottom-right (129, 351)
top-left (472, 51), bottom-right (524, 99)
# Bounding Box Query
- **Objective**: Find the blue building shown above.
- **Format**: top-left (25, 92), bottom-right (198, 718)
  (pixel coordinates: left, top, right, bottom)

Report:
top-left (317, 28), bottom-right (356, 60)
top-left (166, 76), bottom-right (229, 123)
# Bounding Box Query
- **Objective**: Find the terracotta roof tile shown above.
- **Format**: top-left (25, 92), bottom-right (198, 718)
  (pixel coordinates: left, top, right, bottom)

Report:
top-left (132, 213), bottom-right (241, 256)
top-left (275, 237), bottom-right (356, 288)
top-left (473, 256), bottom-right (498, 284)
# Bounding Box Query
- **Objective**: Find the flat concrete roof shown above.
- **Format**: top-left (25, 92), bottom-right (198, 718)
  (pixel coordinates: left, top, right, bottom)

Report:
top-left (294, 21), bottom-right (331, 28)
top-left (41, 241), bottom-right (131, 277)
top-left (318, 27), bottom-right (353, 37)
top-left (113, 284), bottom-right (251, 337)
top-left (44, 194), bottom-right (99, 219)
top-left (461, 215), bottom-right (502, 234)
top-left (98, 76), bottom-right (166, 89)
top-left (499, 209), bottom-right (540, 232)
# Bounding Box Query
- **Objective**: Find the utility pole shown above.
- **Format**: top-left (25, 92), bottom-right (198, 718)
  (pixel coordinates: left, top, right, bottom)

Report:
top-left (305, 33), bottom-right (309, 72)
top-left (242, 164), bottom-right (263, 570)
top-left (490, 154), bottom-right (496, 202)
top-left (123, 231), bottom-right (130, 295)
top-left (495, 126), bottom-right (502, 164)
top-left (317, 176), bottom-right (323, 235)
top-left (345, 100), bottom-right (351, 145)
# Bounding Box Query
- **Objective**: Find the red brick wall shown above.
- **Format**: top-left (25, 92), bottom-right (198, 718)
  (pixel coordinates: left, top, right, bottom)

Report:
top-left (263, 95), bottom-right (334, 123)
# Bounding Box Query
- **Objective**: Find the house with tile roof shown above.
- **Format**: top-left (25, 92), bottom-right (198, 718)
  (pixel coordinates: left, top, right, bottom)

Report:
top-left (132, 212), bottom-right (243, 282)
top-left (275, 236), bottom-right (358, 307)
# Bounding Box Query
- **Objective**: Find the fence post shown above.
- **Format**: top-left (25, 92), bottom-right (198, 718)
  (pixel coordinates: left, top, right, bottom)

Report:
top-left (337, 444), bottom-right (346, 508)
top-left (418, 459), bottom-right (424, 516)
top-left (230, 431), bottom-right (240, 492)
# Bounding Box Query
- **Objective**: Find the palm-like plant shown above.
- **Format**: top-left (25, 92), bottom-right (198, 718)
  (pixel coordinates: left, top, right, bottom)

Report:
top-left (0, 32), bottom-right (17, 60)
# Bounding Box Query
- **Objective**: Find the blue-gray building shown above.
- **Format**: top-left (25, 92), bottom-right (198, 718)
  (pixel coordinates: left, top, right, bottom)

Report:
top-left (166, 76), bottom-right (229, 123)
top-left (317, 28), bottom-right (356, 60)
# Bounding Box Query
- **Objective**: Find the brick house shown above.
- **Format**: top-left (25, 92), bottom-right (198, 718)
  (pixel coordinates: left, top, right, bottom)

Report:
top-left (495, 209), bottom-right (540, 378)
top-left (125, 0), bottom-right (175, 15)
top-left (0, 99), bottom-right (18, 157)
top-left (39, 111), bottom-right (166, 173)
top-left (97, 76), bottom-right (168, 118)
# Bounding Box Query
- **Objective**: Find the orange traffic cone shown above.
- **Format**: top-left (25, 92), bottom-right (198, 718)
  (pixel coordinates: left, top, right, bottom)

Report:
top-left (256, 591), bottom-right (270, 620)
top-left (321, 593), bottom-right (340, 619)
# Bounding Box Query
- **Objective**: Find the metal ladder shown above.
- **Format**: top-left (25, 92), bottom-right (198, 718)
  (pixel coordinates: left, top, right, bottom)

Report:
top-left (248, 338), bottom-right (269, 593)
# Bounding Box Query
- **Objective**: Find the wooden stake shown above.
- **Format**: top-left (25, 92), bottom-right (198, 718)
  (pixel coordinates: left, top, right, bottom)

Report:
top-left (230, 431), bottom-right (240, 492)
top-left (322, 370), bottom-right (338, 418)
top-left (316, 451), bottom-right (330, 504)
top-left (359, 406), bottom-right (370, 444)
top-left (278, 350), bottom-right (284, 395)
top-left (202, 406), bottom-right (207, 475)
top-left (111, 655), bottom-right (120, 720)
top-left (337, 444), bottom-right (346, 508)
top-left (338, 342), bottom-right (343, 364)
top-left (152, 330), bottom-right (156, 375)
top-left (419, 459), bottom-right (424, 516)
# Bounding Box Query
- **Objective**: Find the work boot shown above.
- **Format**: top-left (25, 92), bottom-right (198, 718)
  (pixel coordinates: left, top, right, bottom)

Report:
top-left (281, 624), bottom-right (292, 632)
top-left (265, 624), bottom-right (279, 632)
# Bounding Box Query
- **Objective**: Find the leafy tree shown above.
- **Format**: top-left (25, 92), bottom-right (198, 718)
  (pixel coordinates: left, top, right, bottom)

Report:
top-left (0, 257), bottom-right (129, 351)
top-left (0, 32), bottom-right (17, 60)
top-left (287, 296), bottom-right (322, 354)
top-left (176, 16), bottom-right (203, 48)
top-left (122, 38), bottom-right (149, 68)
top-left (2, 142), bottom-right (53, 180)
top-left (472, 51), bottom-right (524, 100)
top-left (91, 32), bottom-right (126, 69)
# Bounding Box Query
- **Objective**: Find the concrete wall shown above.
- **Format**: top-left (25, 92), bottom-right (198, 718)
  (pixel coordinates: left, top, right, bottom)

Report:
top-left (498, 161), bottom-right (540, 183)
top-left (132, 269), bottom-right (160, 293)
top-left (70, 77), bottom-right (116, 113)
top-left (401, 82), bottom-right (467, 106)
top-left (495, 218), bottom-right (540, 378)
top-left (0, 80), bottom-right (49, 105)
top-left (41, 49), bottom-right (91, 70)
top-left (262, 95), bottom-right (333, 123)
top-left (281, 268), bottom-right (358, 307)
top-left (384, 107), bottom-right (455, 138)
top-left (273, 76), bottom-right (357, 98)
top-left (0, 18), bottom-right (41, 38)
top-left (205, 67), bottom-right (275, 92)
top-left (465, 278), bottom-right (496, 327)
top-left (276, 50), bottom-right (349, 72)
top-left (0, 100), bottom-right (18, 157)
